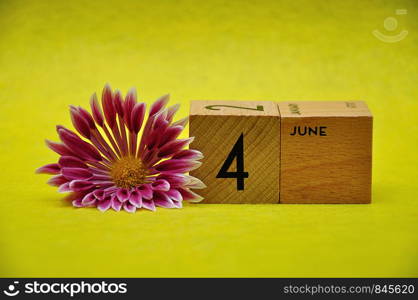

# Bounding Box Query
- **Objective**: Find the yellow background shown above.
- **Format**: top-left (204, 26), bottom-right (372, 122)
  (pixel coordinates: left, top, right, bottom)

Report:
top-left (0, 0), bottom-right (417, 277)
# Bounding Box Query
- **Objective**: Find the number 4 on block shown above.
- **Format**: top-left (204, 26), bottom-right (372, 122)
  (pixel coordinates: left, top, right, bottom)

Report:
top-left (189, 101), bottom-right (280, 203)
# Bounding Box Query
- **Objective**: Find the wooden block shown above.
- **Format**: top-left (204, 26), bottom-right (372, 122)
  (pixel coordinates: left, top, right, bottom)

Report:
top-left (190, 101), bottom-right (280, 203)
top-left (278, 101), bottom-right (373, 204)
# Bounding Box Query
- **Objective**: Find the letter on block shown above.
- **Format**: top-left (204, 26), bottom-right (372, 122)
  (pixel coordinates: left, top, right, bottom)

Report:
top-left (278, 101), bottom-right (373, 204)
top-left (189, 101), bottom-right (280, 203)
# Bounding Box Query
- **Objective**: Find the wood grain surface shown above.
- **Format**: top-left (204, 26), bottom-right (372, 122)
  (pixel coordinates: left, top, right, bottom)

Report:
top-left (190, 100), bottom-right (280, 203)
top-left (278, 101), bottom-right (373, 204)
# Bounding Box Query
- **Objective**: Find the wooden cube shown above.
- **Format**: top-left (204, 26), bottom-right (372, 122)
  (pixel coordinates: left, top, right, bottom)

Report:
top-left (278, 101), bottom-right (373, 204)
top-left (189, 101), bottom-right (280, 203)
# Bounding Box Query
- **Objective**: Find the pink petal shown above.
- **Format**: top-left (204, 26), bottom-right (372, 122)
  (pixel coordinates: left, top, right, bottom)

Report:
top-left (172, 200), bottom-right (182, 208)
top-left (129, 189), bottom-right (142, 207)
top-left (172, 116), bottom-right (189, 128)
top-left (124, 88), bottom-right (137, 131)
top-left (77, 106), bottom-right (96, 129)
top-left (141, 199), bottom-right (156, 211)
top-left (72, 198), bottom-right (84, 208)
top-left (69, 180), bottom-right (95, 192)
top-left (82, 192), bottom-right (96, 205)
top-left (101, 84), bottom-right (116, 128)
top-left (93, 189), bottom-right (105, 200)
top-left (158, 125), bottom-right (183, 147)
top-left (157, 174), bottom-right (188, 186)
top-left (47, 175), bottom-right (68, 186)
top-left (116, 188), bottom-right (130, 202)
top-left (184, 176), bottom-right (207, 189)
top-left (58, 156), bottom-right (88, 169)
top-left (123, 202), bottom-right (137, 213)
top-left (111, 195), bottom-right (122, 211)
top-left (58, 182), bottom-right (71, 193)
top-left (149, 94), bottom-right (169, 116)
top-left (97, 197), bottom-right (112, 211)
top-left (131, 102), bottom-right (146, 133)
top-left (62, 167), bottom-right (93, 180)
top-left (172, 149), bottom-right (203, 160)
top-left (158, 137), bottom-right (194, 158)
top-left (154, 159), bottom-right (202, 173)
top-left (58, 128), bottom-right (102, 161)
top-left (70, 106), bottom-right (91, 139)
top-left (178, 188), bottom-right (203, 203)
top-left (137, 184), bottom-right (153, 199)
top-left (166, 104), bottom-right (180, 123)
top-left (114, 90), bottom-right (124, 117)
top-left (153, 191), bottom-right (176, 208)
top-left (166, 189), bottom-right (183, 202)
top-left (45, 140), bottom-right (75, 156)
top-left (90, 93), bottom-right (104, 127)
top-left (151, 179), bottom-right (170, 192)
top-left (36, 163), bottom-right (60, 175)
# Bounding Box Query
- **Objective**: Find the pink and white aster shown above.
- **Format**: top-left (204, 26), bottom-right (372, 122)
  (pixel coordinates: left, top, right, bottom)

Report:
top-left (37, 85), bottom-right (205, 212)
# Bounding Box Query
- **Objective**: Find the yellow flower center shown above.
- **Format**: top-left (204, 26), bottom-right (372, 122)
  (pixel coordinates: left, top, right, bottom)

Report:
top-left (110, 156), bottom-right (148, 188)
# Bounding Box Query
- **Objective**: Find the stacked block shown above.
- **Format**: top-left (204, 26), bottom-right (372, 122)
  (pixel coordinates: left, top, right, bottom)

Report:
top-left (189, 100), bottom-right (373, 204)
top-left (189, 101), bottom-right (280, 203)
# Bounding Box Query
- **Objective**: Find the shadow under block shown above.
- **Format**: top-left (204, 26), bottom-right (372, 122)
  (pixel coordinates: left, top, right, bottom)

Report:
top-left (189, 101), bottom-right (280, 203)
top-left (278, 101), bottom-right (373, 204)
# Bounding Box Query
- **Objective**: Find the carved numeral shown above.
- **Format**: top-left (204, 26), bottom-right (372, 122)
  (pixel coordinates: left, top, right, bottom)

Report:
top-left (205, 104), bottom-right (264, 112)
top-left (216, 133), bottom-right (249, 190)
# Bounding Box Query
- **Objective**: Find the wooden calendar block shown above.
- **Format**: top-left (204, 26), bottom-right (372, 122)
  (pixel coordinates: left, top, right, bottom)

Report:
top-left (189, 101), bottom-right (280, 203)
top-left (278, 101), bottom-right (373, 204)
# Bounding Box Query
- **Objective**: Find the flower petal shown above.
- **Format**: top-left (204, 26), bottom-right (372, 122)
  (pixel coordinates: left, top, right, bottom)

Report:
top-left (137, 184), bottom-right (153, 199)
top-left (116, 188), bottom-right (130, 202)
top-left (178, 188), bottom-right (204, 203)
top-left (97, 197), bottom-right (112, 211)
top-left (172, 116), bottom-right (189, 128)
top-left (101, 84), bottom-right (116, 128)
top-left (141, 199), bottom-right (156, 211)
top-left (58, 156), bottom-right (88, 169)
top-left (124, 88), bottom-right (137, 131)
top-left (90, 93), bottom-right (104, 127)
top-left (72, 198), bottom-right (84, 208)
top-left (82, 192), bottom-right (96, 205)
top-left (131, 102), bottom-right (146, 133)
top-left (111, 195), bottom-right (122, 211)
top-left (166, 104), bottom-right (180, 123)
top-left (70, 106), bottom-right (91, 138)
top-left (69, 180), bottom-right (95, 192)
top-left (77, 106), bottom-right (96, 129)
top-left (172, 149), bottom-right (203, 160)
top-left (166, 188), bottom-right (183, 202)
top-left (45, 140), bottom-right (75, 156)
top-left (93, 189), bottom-right (105, 200)
top-left (154, 159), bottom-right (202, 173)
top-left (129, 189), bottom-right (142, 207)
top-left (153, 191), bottom-right (176, 208)
top-left (184, 176), bottom-right (207, 189)
top-left (157, 137), bottom-right (194, 158)
top-left (151, 179), bottom-right (170, 192)
top-left (158, 125), bottom-right (183, 147)
top-left (149, 94), bottom-right (169, 116)
top-left (62, 167), bottom-right (93, 180)
top-left (114, 90), bottom-right (124, 117)
top-left (47, 175), bottom-right (68, 187)
top-left (58, 182), bottom-right (71, 193)
top-left (58, 128), bottom-right (102, 161)
top-left (36, 163), bottom-right (60, 175)
top-left (123, 202), bottom-right (137, 213)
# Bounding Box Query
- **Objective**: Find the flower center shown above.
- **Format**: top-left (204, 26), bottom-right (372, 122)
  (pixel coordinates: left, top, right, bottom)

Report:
top-left (110, 156), bottom-right (148, 188)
